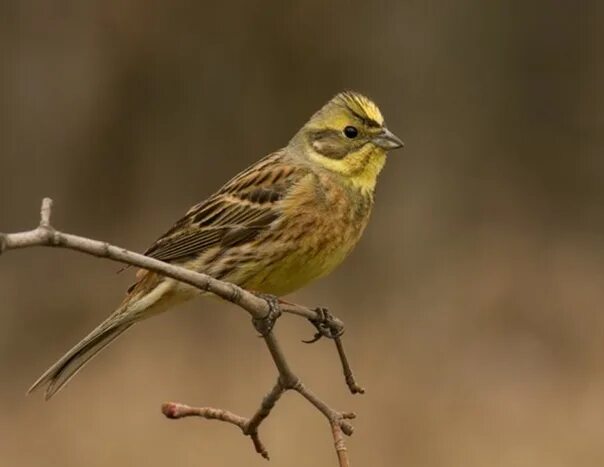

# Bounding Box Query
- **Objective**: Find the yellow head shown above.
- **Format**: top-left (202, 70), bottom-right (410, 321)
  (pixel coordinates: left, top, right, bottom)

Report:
top-left (290, 91), bottom-right (403, 190)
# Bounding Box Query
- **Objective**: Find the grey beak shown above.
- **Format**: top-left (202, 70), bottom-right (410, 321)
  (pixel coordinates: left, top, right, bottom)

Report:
top-left (373, 128), bottom-right (404, 150)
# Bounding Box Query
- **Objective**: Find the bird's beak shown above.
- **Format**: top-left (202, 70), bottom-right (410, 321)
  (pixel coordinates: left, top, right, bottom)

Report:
top-left (373, 128), bottom-right (404, 150)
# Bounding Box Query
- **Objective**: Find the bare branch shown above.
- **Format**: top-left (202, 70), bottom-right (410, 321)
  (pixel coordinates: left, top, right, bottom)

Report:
top-left (302, 308), bottom-right (365, 395)
top-left (162, 402), bottom-right (249, 428)
top-left (332, 422), bottom-right (351, 467)
top-left (40, 197), bottom-right (53, 228)
top-left (244, 381), bottom-right (284, 439)
top-left (1, 198), bottom-right (364, 466)
top-left (335, 337), bottom-right (366, 395)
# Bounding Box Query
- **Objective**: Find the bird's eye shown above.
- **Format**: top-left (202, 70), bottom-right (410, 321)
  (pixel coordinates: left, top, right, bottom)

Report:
top-left (343, 126), bottom-right (358, 139)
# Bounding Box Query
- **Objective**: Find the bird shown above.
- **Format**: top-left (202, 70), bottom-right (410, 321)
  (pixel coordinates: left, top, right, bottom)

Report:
top-left (29, 91), bottom-right (403, 399)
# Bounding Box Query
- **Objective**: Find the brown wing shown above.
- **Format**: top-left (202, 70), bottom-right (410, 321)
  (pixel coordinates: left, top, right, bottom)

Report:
top-left (143, 151), bottom-right (301, 264)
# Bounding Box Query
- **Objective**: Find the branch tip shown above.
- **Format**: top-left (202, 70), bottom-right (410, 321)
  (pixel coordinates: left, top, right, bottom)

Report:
top-left (335, 337), bottom-right (366, 395)
top-left (161, 402), bottom-right (180, 419)
top-left (40, 197), bottom-right (54, 228)
top-left (250, 433), bottom-right (270, 460)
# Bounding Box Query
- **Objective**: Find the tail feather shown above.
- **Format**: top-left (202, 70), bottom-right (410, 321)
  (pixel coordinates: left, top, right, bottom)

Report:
top-left (28, 320), bottom-right (133, 399)
top-left (29, 275), bottom-right (184, 399)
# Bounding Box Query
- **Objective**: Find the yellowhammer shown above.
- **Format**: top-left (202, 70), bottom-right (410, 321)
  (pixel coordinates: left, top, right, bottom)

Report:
top-left (30, 91), bottom-right (403, 399)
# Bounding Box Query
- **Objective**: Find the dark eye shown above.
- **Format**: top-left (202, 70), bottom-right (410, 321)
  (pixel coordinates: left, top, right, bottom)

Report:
top-left (343, 126), bottom-right (358, 139)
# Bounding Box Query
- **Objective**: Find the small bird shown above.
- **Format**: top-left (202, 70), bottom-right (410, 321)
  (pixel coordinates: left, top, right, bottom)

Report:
top-left (29, 91), bottom-right (403, 399)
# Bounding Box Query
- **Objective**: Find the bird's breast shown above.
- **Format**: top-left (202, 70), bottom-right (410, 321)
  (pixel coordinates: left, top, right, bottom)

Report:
top-left (240, 173), bottom-right (374, 296)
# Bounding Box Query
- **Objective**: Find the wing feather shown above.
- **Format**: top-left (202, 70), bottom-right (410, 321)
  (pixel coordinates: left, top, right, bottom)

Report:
top-left (143, 151), bottom-right (301, 263)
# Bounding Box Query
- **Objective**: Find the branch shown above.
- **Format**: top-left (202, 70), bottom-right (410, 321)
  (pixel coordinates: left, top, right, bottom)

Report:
top-left (0, 198), bottom-right (365, 466)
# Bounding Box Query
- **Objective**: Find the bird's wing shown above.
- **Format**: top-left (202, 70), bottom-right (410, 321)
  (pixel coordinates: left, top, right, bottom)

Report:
top-left (143, 151), bottom-right (301, 263)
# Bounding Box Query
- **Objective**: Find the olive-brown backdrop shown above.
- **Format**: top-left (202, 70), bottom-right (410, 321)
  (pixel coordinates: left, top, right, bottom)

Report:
top-left (1, 2), bottom-right (602, 466)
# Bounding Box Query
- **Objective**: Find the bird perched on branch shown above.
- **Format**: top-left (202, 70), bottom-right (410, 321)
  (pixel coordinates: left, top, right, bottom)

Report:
top-left (29, 91), bottom-right (403, 399)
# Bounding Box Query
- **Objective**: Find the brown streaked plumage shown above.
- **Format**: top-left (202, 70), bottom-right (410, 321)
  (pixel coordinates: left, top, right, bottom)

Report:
top-left (29, 91), bottom-right (403, 399)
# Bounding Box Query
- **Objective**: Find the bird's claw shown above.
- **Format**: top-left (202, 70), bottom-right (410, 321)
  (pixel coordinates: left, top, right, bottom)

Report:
top-left (252, 294), bottom-right (282, 336)
top-left (302, 307), bottom-right (344, 344)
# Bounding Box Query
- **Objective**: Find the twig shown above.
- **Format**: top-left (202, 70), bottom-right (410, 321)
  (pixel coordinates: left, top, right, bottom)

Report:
top-left (335, 337), bottom-right (365, 395)
top-left (0, 198), bottom-right (365, 466)
top-left (302, 308), bottom-right (365, 395)
top-left (39, 197), bottom-right (53, 228)
top-left (332, 421), bottom-right (351, 467)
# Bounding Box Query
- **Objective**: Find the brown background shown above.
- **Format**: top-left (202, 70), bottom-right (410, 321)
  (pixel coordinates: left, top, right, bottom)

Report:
top-left (1, 2), bottom-right (602, 466)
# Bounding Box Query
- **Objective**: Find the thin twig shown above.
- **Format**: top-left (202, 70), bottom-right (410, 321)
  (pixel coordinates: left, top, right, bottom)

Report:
top-left (39, 197), bottom-right (53, 228)
top-left (244, 381), bottom-right (284, 434)
top-left (301, 308), bottom-right (365, 395)
top-left (162, 402), bottom-right (249, 427)
top-left (335, 337), bottom-right (366, 394)
top-left (332, 422), bottom-right (351, 467)
top-left (0, 198), bottom-right (363, 466)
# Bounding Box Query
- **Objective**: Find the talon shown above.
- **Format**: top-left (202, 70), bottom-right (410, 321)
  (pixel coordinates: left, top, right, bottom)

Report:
top-left (252, 294), bottom-right (282, 336)
top-left (303, 307), bottom-right (344, 343)
top-left (301, 332), bottom-right (323, 344)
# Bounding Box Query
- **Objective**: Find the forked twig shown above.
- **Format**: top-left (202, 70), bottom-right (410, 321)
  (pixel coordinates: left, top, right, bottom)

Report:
top-left (0, 198), bottom-right (365, 466)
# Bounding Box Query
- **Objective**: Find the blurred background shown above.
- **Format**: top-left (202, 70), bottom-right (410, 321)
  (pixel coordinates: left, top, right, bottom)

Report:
top-left (1, 1), bottom-right (602, 466)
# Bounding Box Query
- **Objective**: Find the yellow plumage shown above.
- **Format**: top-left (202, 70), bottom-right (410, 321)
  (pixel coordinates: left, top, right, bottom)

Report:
top-left (29, 91), bottom-right (403, 399)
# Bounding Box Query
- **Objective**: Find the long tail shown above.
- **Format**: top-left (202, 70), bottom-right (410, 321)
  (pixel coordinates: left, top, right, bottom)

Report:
top-left (28, 313), bottom-right (134, 399)
top-left (29, 273), bottom-right (178, 399)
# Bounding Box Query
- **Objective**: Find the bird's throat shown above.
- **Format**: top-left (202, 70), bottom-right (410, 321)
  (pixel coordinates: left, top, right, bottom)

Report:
top-left (311, 145), bottom-right (386, 193)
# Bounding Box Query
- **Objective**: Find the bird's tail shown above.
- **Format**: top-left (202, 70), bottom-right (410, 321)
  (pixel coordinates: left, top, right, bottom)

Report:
top-left (28, 318), bottom-right (133, 399)
top-left (29, 273), bottom-right (179, 399)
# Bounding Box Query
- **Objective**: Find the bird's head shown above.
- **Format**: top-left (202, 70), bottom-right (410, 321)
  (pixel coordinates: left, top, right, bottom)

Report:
top-left (290, 91), bottom-right (403, 189)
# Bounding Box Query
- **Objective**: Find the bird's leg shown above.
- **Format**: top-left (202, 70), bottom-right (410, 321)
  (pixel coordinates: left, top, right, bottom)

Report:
top-left (302, 307), bottom-right (344, 344)
top-left (252, 294), bottom-right (282, 336)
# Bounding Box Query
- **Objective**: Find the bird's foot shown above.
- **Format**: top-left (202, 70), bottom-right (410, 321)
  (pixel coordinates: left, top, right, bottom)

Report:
top-left (252, 294), bottom-right (282, 336)
top-left (302, 307), bottom-right (344, 344)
